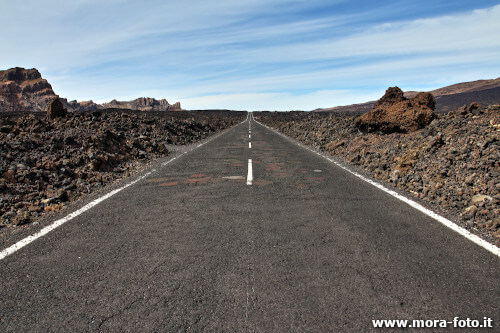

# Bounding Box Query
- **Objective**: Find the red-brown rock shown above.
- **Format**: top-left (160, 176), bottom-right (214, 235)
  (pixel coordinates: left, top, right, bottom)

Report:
top-left (355, 87), bottom-right (436, 133)
top-left (0, 67), bottom-right (58, 112)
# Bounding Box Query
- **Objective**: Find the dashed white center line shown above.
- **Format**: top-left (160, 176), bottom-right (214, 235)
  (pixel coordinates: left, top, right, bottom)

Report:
top-left (247, 159), bottom-right (253, 186)
top-left (249, 134), bottom-right (251, 139)
top-left (249, 142), bottom-right (252, 149)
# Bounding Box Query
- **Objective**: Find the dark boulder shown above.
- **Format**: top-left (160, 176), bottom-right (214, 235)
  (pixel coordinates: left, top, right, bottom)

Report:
top-left (47, 97), bottom-right (67, 119)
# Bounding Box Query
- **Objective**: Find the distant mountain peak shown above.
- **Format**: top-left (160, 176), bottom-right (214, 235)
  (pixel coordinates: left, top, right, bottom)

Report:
top-left (317, 77), bottom-right (500, 114)
top-left (102, 97), bottom-right (182, 111)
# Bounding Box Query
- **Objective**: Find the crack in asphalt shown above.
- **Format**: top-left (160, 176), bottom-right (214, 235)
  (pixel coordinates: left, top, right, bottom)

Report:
top-left (97, 298), bottom-right (141, 331)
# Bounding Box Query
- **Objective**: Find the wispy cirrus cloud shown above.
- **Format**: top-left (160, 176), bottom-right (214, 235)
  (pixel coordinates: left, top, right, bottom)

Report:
top-left (1, 0), bottom-right (499, 110)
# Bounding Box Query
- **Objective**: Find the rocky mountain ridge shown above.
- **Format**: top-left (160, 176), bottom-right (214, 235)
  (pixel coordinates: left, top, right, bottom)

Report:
top-left (405, 77), bottom-right (500, 97)
top-left (0, 67), bottom-right (182, 112)
top-left (318, 77), bottom-right (500, 114)
top-left (101, 97), bottom-right (181, 111)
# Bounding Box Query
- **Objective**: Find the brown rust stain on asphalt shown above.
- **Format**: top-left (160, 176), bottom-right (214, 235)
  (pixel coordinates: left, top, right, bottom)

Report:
top-left (221, 145), bottom-right (247, 149)
top-left (292, 182), bottom-right (310, 189)
top-left (145, 177), bottom-right (175, 183)
top-left (151, 173), bottom-right (224, 187)
top-left (183, 176), bottom-right (219, 185)
top-left (184, 178), bottom-right (209, 184)
top-left (273, 172), bottom-right (291, 178)
top-left (252, 179), bottom-right (272, 186)
top-left (265, 163), bottom-right (283, 171)
top-left (159, 182), bottom-right (178, 187)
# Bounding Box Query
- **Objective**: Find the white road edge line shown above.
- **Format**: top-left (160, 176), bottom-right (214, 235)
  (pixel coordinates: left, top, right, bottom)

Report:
top-left (0, 118), bottom-right (248, 261)
top-left (247, 159), bottom-right (253, 186)
top-left (0, 170), bottom-right (153, 261)
top-left (254, 119), bottom-right (500, 258)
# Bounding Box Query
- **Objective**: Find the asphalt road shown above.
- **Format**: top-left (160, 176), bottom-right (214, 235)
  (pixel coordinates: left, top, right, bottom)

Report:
top-left (1, 115), bottom-right (499, 332)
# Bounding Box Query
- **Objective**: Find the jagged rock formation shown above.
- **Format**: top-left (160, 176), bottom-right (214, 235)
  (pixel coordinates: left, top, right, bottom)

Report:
top-left (102, 97), bottom-right (182, 111)
top-left (355, 87), bottom-right (436, 133)
top-left (170, 101), bottom-right (181, 110)
top-left (0, 67), bottom-right (181, 112)
top-left (0, 67), bottom-right (58, 112)
top-left (63, 99), bottom-right (102, 112)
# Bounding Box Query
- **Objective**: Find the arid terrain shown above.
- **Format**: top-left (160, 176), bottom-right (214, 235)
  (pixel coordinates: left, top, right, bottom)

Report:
top-left (2, 2), bottom-right (499, 330)
top-left (255, 96), bottom-right (500, 244)
top-left (0, 109), bottom-right (246, 228)
top-left (0, 67), bottom-right (246, 230)
top-left (1, 66), bottom-right (499, 245)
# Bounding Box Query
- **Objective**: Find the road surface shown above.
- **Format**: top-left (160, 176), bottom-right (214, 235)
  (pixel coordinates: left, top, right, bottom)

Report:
top-left (1, 114), bottom-right (499, 331)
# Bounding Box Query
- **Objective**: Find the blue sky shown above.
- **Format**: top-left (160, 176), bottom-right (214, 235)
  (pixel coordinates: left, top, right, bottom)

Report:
top-left (1, 0), bottom-right (499, 110)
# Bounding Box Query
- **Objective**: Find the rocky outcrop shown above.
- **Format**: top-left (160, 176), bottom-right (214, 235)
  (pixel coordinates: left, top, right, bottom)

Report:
top-left (102, 97), bottom-right (182, 111)
top-left (0, 67), bottom-right (44, 82)
top-left (1, 67), bottom-right (182, 112)
top-left (0, 67), bottom-right (58, 112)
top-left (355, 87), bottom-right (436, 133)
top-left (170, 101), bottom-right (181, 110)
top-left (47, 97), bottom-right (67, 119)
top-left (62, 99), bottom-right (102, 112)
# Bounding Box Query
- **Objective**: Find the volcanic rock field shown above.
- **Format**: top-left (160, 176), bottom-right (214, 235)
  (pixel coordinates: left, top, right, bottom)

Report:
top-left (0, 109), bottom-right (245, 229)
top-left (0, 66), bottom-right (499, 246)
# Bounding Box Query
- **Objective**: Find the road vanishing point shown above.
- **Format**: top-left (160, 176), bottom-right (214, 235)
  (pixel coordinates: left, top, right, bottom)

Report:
top-left (1, 114), bottom-right (499, 331)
